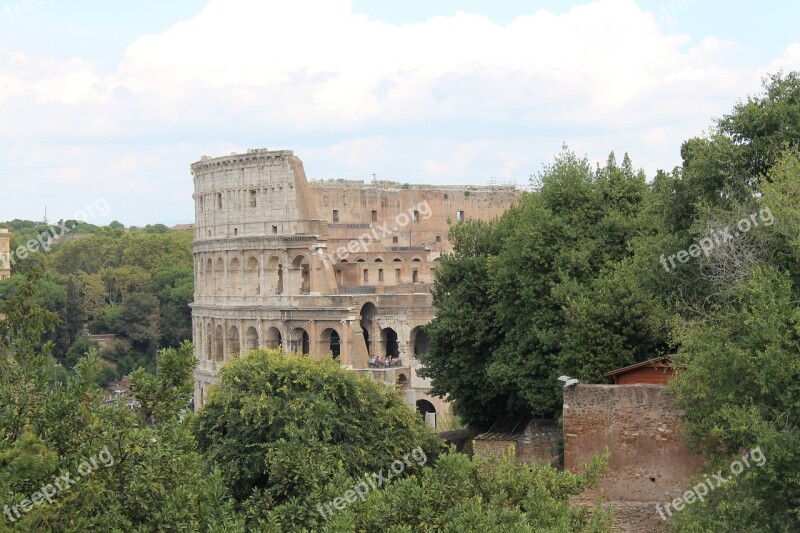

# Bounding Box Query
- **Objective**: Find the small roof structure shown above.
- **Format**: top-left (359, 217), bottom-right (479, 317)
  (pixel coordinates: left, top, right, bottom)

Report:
top-left (604, 355), bottom-right (679, 385)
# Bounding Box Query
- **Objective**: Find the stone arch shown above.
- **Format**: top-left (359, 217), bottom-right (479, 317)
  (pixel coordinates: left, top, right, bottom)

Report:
top-left (397, 373), bottom-right (409, 386)
top-left (392, 258), bottom-right (402, 262)
top-left (228, 325), bottom-right (240, 356)
top-left (245, 326), bottom-right (259, 351)
top-left (246, 256), bottom-right (260, 295)
top-left (360, 302), bottom-right (378, 355)
top-left (229, 257), bottom-right (242, 294)
top-left (291, 327), bottom-right (310, 355)
top-left (412, 257), bottom-right (422, 262)
top-left (381, 327), bottom-right (399, 359)
top-left (411, 326), bottom-right (430, 357)
top-left (266, 256), bottom-right (282, 294)
top-left (291, 254), bottom-right (310, 294)
top-left (265, 327), bottom-right (282, 349)
top-left (374, 258), bottom-right (383, 263)
top-left (319, 328), bottom-right (341, 359)
top-left (416, 399), bottom-right (436, 415)
top-left (215, 324), bottom-right (224, 362)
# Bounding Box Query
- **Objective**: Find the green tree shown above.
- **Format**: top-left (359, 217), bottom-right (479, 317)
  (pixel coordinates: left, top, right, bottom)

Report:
top-left (324, 448), bottom-right (611, 532)
top-left (117, 292), bottom-right (160, 353)
top-left (420, 150), bottom-right (666, 426)
top-left (194, 349), bottom-right (443, 523)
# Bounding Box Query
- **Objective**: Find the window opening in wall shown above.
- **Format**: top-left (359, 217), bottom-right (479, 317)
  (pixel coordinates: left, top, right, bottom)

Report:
top-left (435, 235), bottom-right (441, 243)
top-left (412, 210), bottom-right (419, 222)
top-left (250, 190), bottom-right (257, 207)
top-left (363, 269), bottom-right (369, 283)
top-left (234, 228), bottom-right (238, 236)
top-left (199, 197), bottom-right (204, 212)
top-left (333, 209), bottom-right (339, 222)
top-left (207, 230), bottom-right (211, 237)
top-left (395, 269), bottom-right (401, 282)
top-left (272, 225), bottom-right (278, 234)
top-left (371, 210), bottom-right (377, 222)
top-left (378, 269), bottom-right (384, 282)
top-left (217, 193), bottom-right (223, 209)
top-left (456, 210), bottom-right (464, 222)
top-left (412, 269), bottom-right (419, 282)
top-left (392, 236), bottom-right (398, 243)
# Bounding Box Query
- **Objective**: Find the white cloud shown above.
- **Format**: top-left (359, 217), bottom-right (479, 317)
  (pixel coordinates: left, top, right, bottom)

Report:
top-left (0, 0), bottom-right (797, 224)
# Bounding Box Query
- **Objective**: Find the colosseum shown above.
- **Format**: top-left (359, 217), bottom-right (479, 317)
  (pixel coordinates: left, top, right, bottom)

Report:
top-left (190, 148), bottom-right (519, 428)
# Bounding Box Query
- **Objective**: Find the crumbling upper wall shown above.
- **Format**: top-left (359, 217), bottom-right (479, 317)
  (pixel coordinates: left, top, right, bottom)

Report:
top-left (192, 149), bottom-right (326, 241)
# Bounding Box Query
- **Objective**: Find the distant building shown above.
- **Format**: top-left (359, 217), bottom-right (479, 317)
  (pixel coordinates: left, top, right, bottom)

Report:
top-left (0, 229), bottom-right (10, 280)
top-left (189, 149), bottom-right (519, 427)
top-left (603, 355), bottom-right (677, 385)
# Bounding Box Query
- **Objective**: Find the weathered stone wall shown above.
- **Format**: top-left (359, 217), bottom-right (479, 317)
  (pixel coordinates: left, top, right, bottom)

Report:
top-left (474, 420), bottom-right (560, 465)
top-left (564, 384), bottom-right (705, 532)
top-left (0, 229), bottom-right (10, 280)
top-left (564, 384), bottom-right (703, 501)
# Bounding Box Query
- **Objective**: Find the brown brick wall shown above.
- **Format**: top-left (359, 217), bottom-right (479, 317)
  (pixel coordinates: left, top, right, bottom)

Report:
top-left (563, 384), bottom-right (704, 503)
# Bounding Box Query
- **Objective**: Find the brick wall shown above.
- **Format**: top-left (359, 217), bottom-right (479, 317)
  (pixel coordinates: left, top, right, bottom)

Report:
top-left (564, 384), bottom-right (703, 501)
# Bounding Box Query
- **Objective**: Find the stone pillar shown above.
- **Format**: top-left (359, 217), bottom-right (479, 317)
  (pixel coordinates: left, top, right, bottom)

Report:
top-left (405, 389), bottom-right (417, 410)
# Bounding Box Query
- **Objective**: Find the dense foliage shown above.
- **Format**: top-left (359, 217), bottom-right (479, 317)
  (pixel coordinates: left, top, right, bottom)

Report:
top-left (420, 151), bottom-right (669, 426)
top-left (0, 275), bottom-right (242, 531)
top-left (0, 224), bottom-right (193, 386)
top-left (420, 72), bottom-right (800, 531)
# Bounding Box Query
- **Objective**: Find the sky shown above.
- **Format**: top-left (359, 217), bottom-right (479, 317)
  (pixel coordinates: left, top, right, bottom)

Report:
top-left (0, 0), bottom-right (798, 226)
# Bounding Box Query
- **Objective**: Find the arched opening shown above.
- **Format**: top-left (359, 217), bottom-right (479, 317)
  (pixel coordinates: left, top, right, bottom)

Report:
top-left (228, 325), bottom-right (240, 356)
top-left (246, 256), bottom-right (260, 295)
top-left (205, 258), bottom-right (213, 294)
top-left (215, 324), bottom-right (224, 362)
top-left (411, 327), bottom-right (430, 357)
top-left (416, 400), bottom-right (436, 416)
top-left (265, 327), bottom-right (282, 349)
top-left (392, 258), bottom-right (402, 262)
top-left (381, 328), bottom-right (399, 359)
top-left (245, 326), bottom-right (259, 351)
top-left (374, 258), bottom-right (383, 263)
top-left (291, 328), bottom-right (310, 355)
top-left (229, 257), bottom-right (242, 294)
top-left (292, 255), bottom-right (310, 294)
top-left (360, 302), bottom-right (378, 356)
top-left (397, 373), bottom-right (409, 386)
top-left (356, 258), bottom-right (365, 263)
top-left (412, 258), bottom-right (422, 262)
top-left (320, 328), bottom-right (341, 359)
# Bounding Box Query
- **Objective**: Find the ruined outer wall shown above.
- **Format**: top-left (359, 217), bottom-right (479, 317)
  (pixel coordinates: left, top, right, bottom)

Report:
top-left (0, 229), bottom-right (10, 280)
top-left (563, 384), bottom-right (704, 502)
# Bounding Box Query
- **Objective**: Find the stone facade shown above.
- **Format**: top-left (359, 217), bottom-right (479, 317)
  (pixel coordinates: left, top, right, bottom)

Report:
top-left (563, 384), bottom-right (705, 532)
top-left (474, 419), bottom-right (560, 465)
top-left (190, 149), bottom-right (519, 427)
top-left (0, 229), bottom-right (10, 280)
